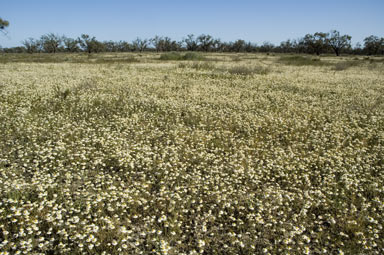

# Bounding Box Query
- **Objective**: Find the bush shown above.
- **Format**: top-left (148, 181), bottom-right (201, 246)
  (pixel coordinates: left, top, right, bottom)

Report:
top-left (225, 65), bottom-right (270, 75)
top-left (182, 52), bottom-right (204, 61)
top-left (159, 52), bottom-right (182, 60)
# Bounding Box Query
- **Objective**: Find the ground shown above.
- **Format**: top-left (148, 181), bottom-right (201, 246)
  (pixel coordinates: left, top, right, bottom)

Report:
top-left (0, 52), bottom-right (383, 254)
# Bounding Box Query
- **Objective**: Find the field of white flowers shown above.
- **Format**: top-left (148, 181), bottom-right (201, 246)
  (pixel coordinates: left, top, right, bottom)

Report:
top-left (0, 53), bottom-right (383, 254)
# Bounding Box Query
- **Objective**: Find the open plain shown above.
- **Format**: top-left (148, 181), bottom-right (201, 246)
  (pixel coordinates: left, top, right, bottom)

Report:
top-left (0, 53), bottom-right (383, 254)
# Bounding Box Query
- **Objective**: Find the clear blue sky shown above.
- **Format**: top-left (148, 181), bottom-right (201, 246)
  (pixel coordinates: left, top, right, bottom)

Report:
top-left (1, 0), bottom-right (383, 48)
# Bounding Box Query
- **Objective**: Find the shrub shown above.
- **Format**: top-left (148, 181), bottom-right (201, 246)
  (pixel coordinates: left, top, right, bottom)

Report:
top-left (225, 65), bottom-right (270, 75)
top-left (159, 52), bottom-right (182, 60)
top-left (182, 52), bottom-right (204, 61)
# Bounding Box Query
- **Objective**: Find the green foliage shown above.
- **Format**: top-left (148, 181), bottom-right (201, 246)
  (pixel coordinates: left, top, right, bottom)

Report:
top-left (159, 52), bottom-right (182, 60)
top-left (197, 34), bottom-right (215, 52)
top-left (364, 35), bottom-right (384, 55)
top-left (131, 38), bottom-right (149, 52)
top-left (63, 36), bottom-right (80, 52)
top-left (78, 34), bottom-right (104, 53)
top-left (225, 65), bottom-right (270, 75)
top-left (151, 36), bottom-right (180, 51)
top-left (0, 17), bottom-right (9, 30)
top-left (327, 30), bottom-right (352, 56)
top-left (303, 32), bottom-right (328, 55)
top-left (2, 30), bottom-right (384, 56)
top-left (21, 38), bottom-right (41, 54)
top-left (40, 33), bottom-right (62, 53)
top-left (183, 34), bottom-right (199, 51)
top-left (182, 52), bottom-right (204, 60)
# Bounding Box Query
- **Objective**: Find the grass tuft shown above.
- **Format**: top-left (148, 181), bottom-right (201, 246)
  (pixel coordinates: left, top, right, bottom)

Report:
top-left (278, 55), bottom-right (329, 66)
top-left (159, 52), bottom-right (205, 61)
top-left (225, 65), bottom-right (271, 75)
top-left (332, 61), bottom-right (359, 71)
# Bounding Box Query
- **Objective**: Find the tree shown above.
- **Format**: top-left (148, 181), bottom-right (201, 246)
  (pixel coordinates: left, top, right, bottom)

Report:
top-left (197, 34), bottom-right (214, 52)
top-left (132, 38), bottom-right (148, 52)
top-left (63, 36), bottom-right (80, 52)
top-left (116, 41), bottom-right (131, 52)
top-left (244, 42), bottom-right (257, 52)
top-left (213, 39), bottom-right (225, 52)
top-left (157, 37), bottom-right (180, 51)
top-left (326, 30), bottom-right (351, 56)
top-left (0, 17), bottom-right (9, 34)
top-left (78, 34), bottom-right (104, 53)
top-left (22, 38), bottom-right (41, 53)
top-left (381, 38), bottom-right (384, 55)
top-left (40, 33), bottom-right (62, 53)
top-left (183, 34), bottom-right (198, 51)
top-left (363, 35), bottom-right (383, 55)
top-left (290, 38), bottom-right (306, 54)
top-left (259, 42), bottom-right (275, 53)
top-left (352, 42), bottom-right (364, 55)
top-left (103, 40), bottom-right (119, 52)
top-left (231, 39), bottom-right (246, 52)
top-left (78, 34), bottom-right (93, 53)
top-left (279, 39), bottom-right (294, 53)
top-left (2, 46), bottom-right (26, 53)
top-left (150, 35), bottom-right (163, 52)
top-left (303, 32), bottom-right (328, 55)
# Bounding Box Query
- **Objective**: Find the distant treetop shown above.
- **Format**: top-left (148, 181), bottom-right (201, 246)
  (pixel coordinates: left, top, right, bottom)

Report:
top-left (0, 17), bottom-right (9, 30)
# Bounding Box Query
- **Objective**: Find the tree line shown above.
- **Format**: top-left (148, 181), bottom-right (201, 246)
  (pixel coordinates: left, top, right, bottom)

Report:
top-left (1, 30), bottom-right (384, 56)
top-left (0, 17), bottom-right (9, 35)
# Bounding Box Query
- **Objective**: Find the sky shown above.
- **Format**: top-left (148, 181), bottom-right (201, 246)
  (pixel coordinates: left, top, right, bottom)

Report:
top-left (1, 0), bottom-right (383, 48)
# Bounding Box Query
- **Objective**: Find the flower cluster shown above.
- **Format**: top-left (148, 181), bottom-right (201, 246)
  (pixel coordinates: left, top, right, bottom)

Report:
top-left (0, 54), bottom-right (383, 254)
